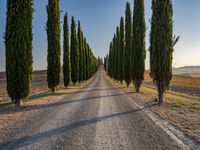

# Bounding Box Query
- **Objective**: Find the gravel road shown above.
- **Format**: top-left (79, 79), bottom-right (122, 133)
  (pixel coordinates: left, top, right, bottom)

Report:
top-left (0, 68), bottom-right (187, 150)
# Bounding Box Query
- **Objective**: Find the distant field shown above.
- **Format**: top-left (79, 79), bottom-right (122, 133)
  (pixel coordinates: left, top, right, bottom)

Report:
top-left (1, 67), bottom-right (200, 104)
top-left (0, 70), bottom-right (49, 103)
top-left (144, 69), bottom-right (200, 97)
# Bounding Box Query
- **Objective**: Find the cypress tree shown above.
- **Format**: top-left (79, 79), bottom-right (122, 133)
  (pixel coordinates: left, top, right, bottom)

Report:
top-left (113, 34), bottom-right (117, 80)
top-left (70, 16), bottom-right (79, 85)
top-left (149, 0), bottom-right (174, 104)
top-left (106, 54), bottom-right (109, 73)
top-left (77, 21), bottom-right (83, 82)
top-left (119, 17), bottom-right (125, 84)
top-left (5, 0), bottom-right (33, 106)
top-left (124, 2), bottom-right (132, 87)
top-left (116, 27), bottom-right (120, 81)
top-left (46, 0), bottom-right (61, 92)
top-left (88, 46), bottom-right (92, 78)
top-left (85, 43), bottom-right (90, 80)
top-left (83, 37), bottom-right (87, 80)
top-left (108, 42), bottom-right (113, 78)
top-left (80, 31), bottom-right (84, 81)
top-left (104, 57), bottom-right (107, 71)
top-left (63, 13), bottom-right (70, 88)
top-left (27, 1), bottom-right (33, 83)
top-left (132, 0), bottom-right (146, 92)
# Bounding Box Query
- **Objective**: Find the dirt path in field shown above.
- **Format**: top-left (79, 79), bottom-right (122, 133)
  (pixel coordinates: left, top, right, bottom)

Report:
top-left (0, 68), bottom-right (198, 150)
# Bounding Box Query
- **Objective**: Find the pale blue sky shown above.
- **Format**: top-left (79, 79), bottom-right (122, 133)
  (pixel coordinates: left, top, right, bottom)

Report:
top-left (0, 0), bottom-right (200, 71)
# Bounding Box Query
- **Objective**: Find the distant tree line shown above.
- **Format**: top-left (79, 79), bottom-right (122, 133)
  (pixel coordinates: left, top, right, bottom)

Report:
top-left (104, 0), bottom-right (178, 104)
top-left (5, 0), bottom-right (99, 106)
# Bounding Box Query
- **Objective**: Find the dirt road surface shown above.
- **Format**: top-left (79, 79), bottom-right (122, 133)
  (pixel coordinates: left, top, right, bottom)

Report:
top-left (0, 68), bottom-right (191, 150)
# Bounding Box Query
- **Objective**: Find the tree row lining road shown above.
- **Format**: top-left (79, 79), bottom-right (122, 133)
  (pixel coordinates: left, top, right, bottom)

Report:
top-left (0, 69), bottom-right (189, 150)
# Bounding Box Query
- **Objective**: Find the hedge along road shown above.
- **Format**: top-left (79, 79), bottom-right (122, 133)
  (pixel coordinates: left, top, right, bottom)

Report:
top-left (0, 68), bottom-right (188, 150)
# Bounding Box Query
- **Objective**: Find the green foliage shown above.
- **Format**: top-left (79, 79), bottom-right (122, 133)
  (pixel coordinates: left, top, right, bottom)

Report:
top-left (77, 21), bottom-right (83, 82)
top-left (113, 34), bottom-right (117, 80)
top-left (124, 2), bottom-right (132, 87)
top-left (108, 42), bottom-right (113, 78)
top-left (5, 0), bottom-right (33, 106)
top-left (70, 16), bottom-right (79, 85)
top-left (46, 0), bottom-right (61, 92)
top-left (119, 17), bottom-right (125, 84)
top-left (116, 27), bottom-right (120, 81)
top-left (132, 0), bottom-right (146, 92)
top-left (85, 43), bottom-right (89, 80)
top-left (104, 56), bottom-right (109, 72)
top-left (149, 0), bottom-right (174, 104)
top-left (83, 38), bottom-right (87, 80)
top-left (63, 13), bottom-right (71, 87)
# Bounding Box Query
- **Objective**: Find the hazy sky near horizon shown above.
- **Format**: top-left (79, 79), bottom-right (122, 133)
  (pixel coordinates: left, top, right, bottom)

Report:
top-left (0, 0), bottom-right (200, 71)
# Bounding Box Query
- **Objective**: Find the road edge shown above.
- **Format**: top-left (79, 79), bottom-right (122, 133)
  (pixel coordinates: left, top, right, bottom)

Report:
top-left (105, 73), bottom-right (199, 150)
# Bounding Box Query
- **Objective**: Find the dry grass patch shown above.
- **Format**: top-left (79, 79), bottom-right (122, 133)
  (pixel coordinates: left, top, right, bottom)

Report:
top-left (106, 75), bottom-right (200, 144)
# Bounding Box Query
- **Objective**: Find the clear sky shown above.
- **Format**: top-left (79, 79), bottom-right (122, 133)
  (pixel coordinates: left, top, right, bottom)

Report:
top-left (0, 0), bottom-right (200, 71)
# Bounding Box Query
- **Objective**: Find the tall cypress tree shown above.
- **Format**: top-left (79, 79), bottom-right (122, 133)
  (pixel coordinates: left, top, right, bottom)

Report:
top-left (112, 34), bottom-right (117, 80)
top-left (105, 54), bottom-right (109, 73)
top-left (86, 41), bottom-right (90, 80)
top-left (132, 0), bottom-right (146, 92)
top-left (5, 0), bottom-right (33, 106)
top-left (149, 0), bottom-right (174, 104)
top-left (104, 57), bottom-right (106, 71)
top-left (27, 0), bottom-right (33, 83)
top-left (88, 46), bottom-right (92, 78)
top-left (70, 16), bottom-right (79, 85)
top-left (108, 42), bottom-right (113, 78)
top-left (77, 21), bottom-right (83, 82)
top-left (46, 0), bottom-right (61, 92)
top-left (81, 31), bottom-right (85, 81)
top-left (124, 2), bottom-right (132, 87)
top-left (83, 37), bottom-right (87, 80)
top-left (63, 13), bottom-right (70, 88)
top-left (116, 26), bottom-right (120, 81)
top-left (119, 17), bottom-right (125, 84)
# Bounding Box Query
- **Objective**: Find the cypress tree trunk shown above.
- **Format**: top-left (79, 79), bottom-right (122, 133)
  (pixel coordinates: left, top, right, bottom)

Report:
top-left (70, 16), bottom-right (79, 85)
top-left (63, 13), bottom-right (71, 88)
top-left (124, 2), bottom-right (132, 87)
top-left (132, 0), bottom-right (146, 93)
top-left (15, 99), bottom-right (21, 106)
top-left (149, 0), bottom-right (174, 104)
top-left (5, 0), bottom-right (33, 106)
top-left (157, 82), bottom-right (164, 104)
top-left (46, 0), bottom-right (61, 92)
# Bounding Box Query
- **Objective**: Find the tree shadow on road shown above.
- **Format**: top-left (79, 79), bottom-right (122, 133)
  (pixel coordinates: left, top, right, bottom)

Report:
top-left (0, 103), bottom-right (157, 149)
top-left (28, 87), bottom-right (117, 101)
top-left (0, 93), bottom-right (127, 115)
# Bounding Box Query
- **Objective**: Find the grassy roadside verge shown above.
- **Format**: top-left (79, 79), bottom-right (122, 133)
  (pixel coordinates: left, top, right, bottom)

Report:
top-left (0, 72), bottom-right (98, 110)
top-left (105, 74), bottom-right (200, 145)
top-left (142, 84), bottom-right (200, 110)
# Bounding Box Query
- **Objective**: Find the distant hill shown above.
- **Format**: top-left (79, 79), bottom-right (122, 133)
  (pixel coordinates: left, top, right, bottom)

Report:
top-left (173, 66), bottom-right (200, 77)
